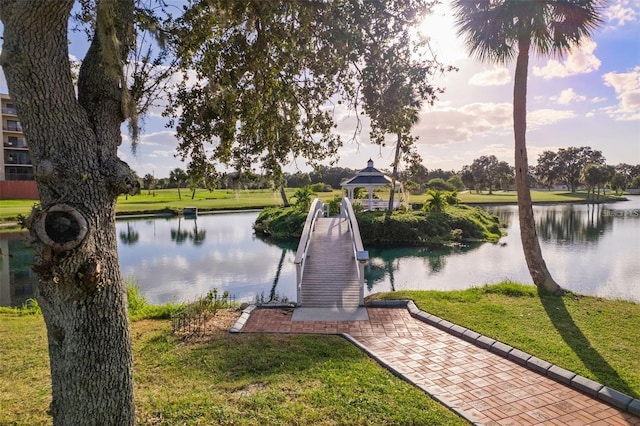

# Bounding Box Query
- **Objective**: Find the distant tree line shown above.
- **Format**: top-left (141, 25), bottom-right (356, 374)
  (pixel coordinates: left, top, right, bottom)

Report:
top-left (137, 147), bottom-right (640, 199)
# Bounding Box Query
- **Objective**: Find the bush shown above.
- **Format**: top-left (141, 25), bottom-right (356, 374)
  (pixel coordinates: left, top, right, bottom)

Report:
top-left (426, 178), bottom-right (455, 192)
top-left (309, 182), bottom-right (333, 192)
top-left (356, 206), bottom-right (501, 247)
top-left (253, 206), bottom-right (308, 240)
top-left (127, 282), bottom-right (184, 321)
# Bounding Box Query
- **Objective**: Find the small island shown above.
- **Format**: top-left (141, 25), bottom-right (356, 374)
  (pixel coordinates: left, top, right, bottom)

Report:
top-left (253, 201), bottom-right (502, 248)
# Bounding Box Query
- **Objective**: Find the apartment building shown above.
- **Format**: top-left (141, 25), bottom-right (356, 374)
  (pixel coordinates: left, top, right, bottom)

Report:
top-left (0, 93), bottom-right (38, 199)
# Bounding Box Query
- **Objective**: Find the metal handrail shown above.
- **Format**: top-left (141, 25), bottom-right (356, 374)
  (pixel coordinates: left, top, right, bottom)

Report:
top-left (294, 198), bottom-right (324, 305)
top-left (341, 197), bottom-right (368, 305)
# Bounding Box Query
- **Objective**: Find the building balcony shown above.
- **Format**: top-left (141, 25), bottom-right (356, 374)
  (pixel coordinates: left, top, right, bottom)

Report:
top-left (5, 160), bottom-right (32, 166)
top-left (4, 139), bottom-right (28, 149)
top-left (3, 125), bottom-right (23, 132)
top-left (2, 107), bottom-right (18, 115)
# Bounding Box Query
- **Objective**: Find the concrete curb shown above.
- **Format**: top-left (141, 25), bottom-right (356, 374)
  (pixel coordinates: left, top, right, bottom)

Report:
top-left (229, 304), bottom-right (257, 333)
top-left (365, 299), bottom-right (640, 416)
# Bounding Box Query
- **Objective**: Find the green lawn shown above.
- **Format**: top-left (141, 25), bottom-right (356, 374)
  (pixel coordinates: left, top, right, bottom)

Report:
top-left (2, 283), bottom-right (638, 424)
top-left (0, 188), bottom-right (343, 223)
top-left (0, 311), bottom-right (466, 425)
top-left (0, 188), bottom-right (628, 224)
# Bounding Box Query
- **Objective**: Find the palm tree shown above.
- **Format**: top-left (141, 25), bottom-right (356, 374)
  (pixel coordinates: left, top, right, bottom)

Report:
top-left (292, 186), bottom-right (314, 213)
top-left (453, 0), bottom-right (603, 295)
top-left (169, 168), bottom-right (188, 200)
top-left (423, 190), bottom-right (447, 213)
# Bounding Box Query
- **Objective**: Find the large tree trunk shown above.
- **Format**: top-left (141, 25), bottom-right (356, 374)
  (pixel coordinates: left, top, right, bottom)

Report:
top-left (0, 1), bottom-right (138, 424)
top-left (514, 37), bottom-right (563, 295)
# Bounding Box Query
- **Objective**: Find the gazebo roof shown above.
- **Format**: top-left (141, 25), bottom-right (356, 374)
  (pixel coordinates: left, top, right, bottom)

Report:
top-left (341, 159), bottom-right (394, 187)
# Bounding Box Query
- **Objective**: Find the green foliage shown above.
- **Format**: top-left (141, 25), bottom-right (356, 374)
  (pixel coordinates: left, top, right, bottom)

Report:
top-left (357, 205), bottom-right (501, 247)
top-left (308, 182), bottom-right (332, 192)
top-left (0, 298), bottom-right (42, 316)
top-left (426, 178), bottom-right (454, 192)
top-left (127, 282), bottom-right (184, 321)
top-left (423, 190), bottom-right (447, 213)
top-left (447, 175), bottom-right (466, 191)
top-left (253, 207), bottom-right (308, 240)
top-left (168, 1), bottom-right (451, 194)
top-left (189, 288), bottom-right (231, 315)
top-left (292, 187), bottom-right (315, 212)
top-left (327, 195), bottom-right (342, 216)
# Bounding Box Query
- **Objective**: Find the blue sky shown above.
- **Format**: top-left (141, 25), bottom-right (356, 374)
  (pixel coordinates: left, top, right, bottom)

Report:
top-left (1, 0), bottom-right (638, 179)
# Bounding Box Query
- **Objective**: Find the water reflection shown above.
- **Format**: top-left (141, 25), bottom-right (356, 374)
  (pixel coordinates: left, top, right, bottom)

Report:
top-left (365, 244), bottom-right (483, 291)
top-left (535, 204), bottom-right (613, 245)
top-left (367, 198), bottom-right (639, 302)
top-left (1, 199), bottom-right (638, 307)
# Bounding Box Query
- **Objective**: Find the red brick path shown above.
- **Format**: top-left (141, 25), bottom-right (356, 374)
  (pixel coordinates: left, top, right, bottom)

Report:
top-left (241, 307), bottom-right (639, 425)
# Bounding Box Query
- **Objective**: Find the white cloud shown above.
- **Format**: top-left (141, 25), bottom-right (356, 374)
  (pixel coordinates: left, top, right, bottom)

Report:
top-left (533, 40), bottom-right (601, 79)
top-left (412, 102), bottom-right (512, 145)
top-left (411, 102), bottom-right (577, 145)
top-left (602, 66), bottom-right (640, 120)
top-left (555, 88), bottom-right (587, 105)
top-left (527, 109), bottom-right (577, 128)
top-left (604, 0), bottom-right (639, 28)
top-left (590, 96), bottom-right (607, 103)
top-left (468, 67), bottom-right (511, 86)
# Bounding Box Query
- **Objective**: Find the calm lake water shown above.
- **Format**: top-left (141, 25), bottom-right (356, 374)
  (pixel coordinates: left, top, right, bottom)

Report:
top-left (1, 197), bottom-right (638, 307)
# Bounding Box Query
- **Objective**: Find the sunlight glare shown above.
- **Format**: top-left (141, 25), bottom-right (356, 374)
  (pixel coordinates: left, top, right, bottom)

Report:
top-left (417, 1), bottom-right (467, 64)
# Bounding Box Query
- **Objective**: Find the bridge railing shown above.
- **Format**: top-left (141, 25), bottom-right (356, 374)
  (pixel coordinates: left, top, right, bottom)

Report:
top-left (341, 197), bottom-right (368, 306)
top-left (294, 198), bottom-right (325, 305)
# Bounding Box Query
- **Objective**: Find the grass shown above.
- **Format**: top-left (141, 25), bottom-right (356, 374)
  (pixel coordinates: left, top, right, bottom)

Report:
top-left (0, 311), bottom-right (466, 425)
top-left (0, 188), bottom-right (628, 224)
top-left (3, 283), bottom-right (638, 424)
top-left (451, 190), bottom-right (626, 205)
top-left (368, 282), bottom-right (640, 399)
top-left (0, 188), bottom-right (343, 223)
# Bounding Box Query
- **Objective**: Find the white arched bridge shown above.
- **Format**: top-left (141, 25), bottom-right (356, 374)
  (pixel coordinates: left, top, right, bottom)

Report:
top-left (294, 197), bottom-right (369, 312)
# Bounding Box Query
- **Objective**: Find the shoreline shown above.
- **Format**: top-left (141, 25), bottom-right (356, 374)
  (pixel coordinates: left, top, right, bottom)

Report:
top-left (1, 194), bottom-right (633, 230)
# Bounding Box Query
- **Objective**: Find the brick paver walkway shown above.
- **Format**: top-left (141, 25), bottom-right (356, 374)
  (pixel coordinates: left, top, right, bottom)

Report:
top-left (240, 307), bottom-right (640, 425)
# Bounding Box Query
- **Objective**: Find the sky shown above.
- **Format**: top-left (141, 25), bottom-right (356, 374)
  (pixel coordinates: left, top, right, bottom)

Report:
top-left (1, 0), bottom-right (639, 179)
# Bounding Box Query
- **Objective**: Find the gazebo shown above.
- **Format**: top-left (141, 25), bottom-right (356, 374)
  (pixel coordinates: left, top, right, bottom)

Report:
top-left (341, 159), bottom-right (401, 210)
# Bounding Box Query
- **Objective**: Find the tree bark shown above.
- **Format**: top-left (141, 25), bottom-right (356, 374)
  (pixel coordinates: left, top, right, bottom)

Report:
top-left (514, 36), bottom-right (563, 295)
top-left (0, 1), bottom-right (137, 424)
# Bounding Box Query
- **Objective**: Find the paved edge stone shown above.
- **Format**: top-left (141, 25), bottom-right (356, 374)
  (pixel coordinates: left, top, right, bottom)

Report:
top-left (448, 324), bottom-right (467, 338)
top-left (490, 341), bottom-right (513, 357)
top-left (339, 333), bottom-right (480, 425)
top-left (366, 300), bottom-right (409, 308)
top-left (571, 375), bottom-right (604, 396)
top-left (526, 356), bottom-right (552, 374)
top-left (229, 304), bottom-right (257, 333)
top-left (461, 329), bottom-right (481, 344)
top-left (547, 365), bottom-right (576, 384)
top-left (508, 348), bottom-right (531, 366)
top-left (628, 398), bottom-right (640, 417)
top-left (475, 335), bottom-right (496, 350)
top-left (597, 386), bottom-right (633, 410)
top-left (436, 319), bottom-right (454, 332)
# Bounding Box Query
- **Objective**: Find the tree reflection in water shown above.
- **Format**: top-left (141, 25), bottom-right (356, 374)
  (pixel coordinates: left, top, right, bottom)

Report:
top-left (170, 217), bottom-right (207, 246)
